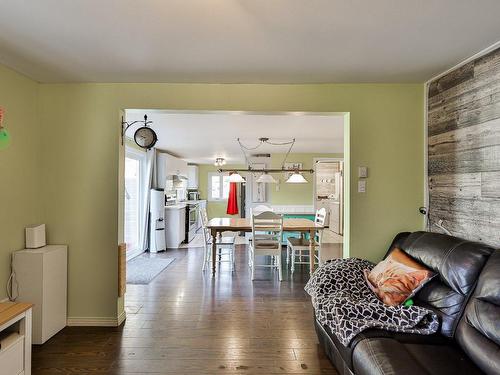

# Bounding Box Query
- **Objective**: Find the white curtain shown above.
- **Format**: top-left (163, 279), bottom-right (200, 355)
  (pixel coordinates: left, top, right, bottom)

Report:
top-left (140, 148), bottom-right (157, 251)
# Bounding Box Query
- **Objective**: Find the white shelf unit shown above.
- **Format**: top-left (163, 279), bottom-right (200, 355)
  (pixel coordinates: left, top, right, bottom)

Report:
top-left (12, 245), bottom-right (67, 345)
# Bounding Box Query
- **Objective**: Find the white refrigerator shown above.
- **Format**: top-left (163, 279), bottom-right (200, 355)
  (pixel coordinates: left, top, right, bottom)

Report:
top-left (149, 189), bottom-right (166, 252)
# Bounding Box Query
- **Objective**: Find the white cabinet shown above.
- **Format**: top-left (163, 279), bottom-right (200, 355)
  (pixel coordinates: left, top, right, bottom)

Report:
top-left (165, 205), bottom-right (186, 248)
top-left (12, 245), bottom-right (67, 345)
top-left (177, 158), bottom-right (188, 179)
top-left (156, 152), bottom-right (189, 189)
top-left (167, 153), bottom-right (188, 178)
top-left (187, 165), bottom-right (199, 189)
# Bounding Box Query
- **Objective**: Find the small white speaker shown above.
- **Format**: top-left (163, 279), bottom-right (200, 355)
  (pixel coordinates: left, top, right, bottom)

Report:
top-left (25, 224), bottom-right (46, 249)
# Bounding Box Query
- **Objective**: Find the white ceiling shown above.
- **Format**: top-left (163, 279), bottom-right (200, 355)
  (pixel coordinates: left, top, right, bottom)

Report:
top-left (125, 110), bottom-right (344, 164)
top-left (0, 1), bottom-right (499, 83)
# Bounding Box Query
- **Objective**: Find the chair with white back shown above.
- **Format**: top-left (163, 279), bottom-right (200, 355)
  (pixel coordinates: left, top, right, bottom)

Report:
top-left (200, 207), bottom-right (236, 272)
top-left (247, 204), bottom-right (274, 263)
top-left (250, 211), bottom-right (283, 281)
top-left (250, 204), bottom-right (273, 216)
top-left (287, 208), bottom-right (326, 274)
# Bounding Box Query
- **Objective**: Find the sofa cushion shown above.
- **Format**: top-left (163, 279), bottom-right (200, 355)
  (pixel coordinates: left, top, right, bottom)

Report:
top-left (396, 231), bottom-right (494, 337)
top-left (316, 320), bottom-right (447, 370)
top-left (456, 250), bottom-right (500, 375)
top-left (353, 338), bottom-right (482, 375)
top-left (364, 248), bottom-right (435, 306)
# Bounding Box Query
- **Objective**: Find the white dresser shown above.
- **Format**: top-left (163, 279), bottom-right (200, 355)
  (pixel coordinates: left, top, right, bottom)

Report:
top-left (13, 245), bottom-right (67, 344)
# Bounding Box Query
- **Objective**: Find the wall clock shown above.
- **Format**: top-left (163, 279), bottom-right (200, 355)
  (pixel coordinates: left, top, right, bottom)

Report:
top-left (134, 126), bottom-right (157, 149)
top-left (121, 114), bottom-right (158, 149)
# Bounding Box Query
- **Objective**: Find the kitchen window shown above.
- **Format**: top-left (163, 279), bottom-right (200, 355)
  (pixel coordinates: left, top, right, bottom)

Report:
top-left (208, 173), bottom-right (231, 201)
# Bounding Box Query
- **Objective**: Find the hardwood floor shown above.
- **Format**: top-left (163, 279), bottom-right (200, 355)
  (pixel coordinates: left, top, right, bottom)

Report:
top-left (32, 245), bottom-right (338, 374)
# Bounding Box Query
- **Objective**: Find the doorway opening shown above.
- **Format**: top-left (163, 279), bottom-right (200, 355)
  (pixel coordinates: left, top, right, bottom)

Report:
top-left (118, 109), bottom-right (350, 292)
top-left (314, 158), bottom-right (344, 259)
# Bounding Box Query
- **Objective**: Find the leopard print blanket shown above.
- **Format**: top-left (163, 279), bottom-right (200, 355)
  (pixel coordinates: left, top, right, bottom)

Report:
top-left (305, 258), bottom-right (439, 346)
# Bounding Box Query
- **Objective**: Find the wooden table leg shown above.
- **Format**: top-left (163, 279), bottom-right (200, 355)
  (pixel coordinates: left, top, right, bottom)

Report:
top-left (309, 229), bottom-right (315, 275)
top-left (211, 228), bottom-right (217, 277)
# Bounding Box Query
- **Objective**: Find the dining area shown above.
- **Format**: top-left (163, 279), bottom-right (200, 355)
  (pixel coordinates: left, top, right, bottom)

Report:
top-left (200, 205), bottom-right (329, 280)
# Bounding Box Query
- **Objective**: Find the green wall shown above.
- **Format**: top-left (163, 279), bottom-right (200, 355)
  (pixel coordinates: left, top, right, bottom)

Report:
top-left (0, 65), bottom-right (42, 301)
top-left (0, 79), bottom-right (424, 319)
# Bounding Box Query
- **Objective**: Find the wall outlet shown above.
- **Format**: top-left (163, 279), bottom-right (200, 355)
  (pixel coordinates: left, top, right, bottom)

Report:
top-left (358, 180), bottom-right (366, 193)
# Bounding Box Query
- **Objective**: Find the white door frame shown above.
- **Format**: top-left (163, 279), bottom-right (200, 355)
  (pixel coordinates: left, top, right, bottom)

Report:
top-left (118, 109), bottom-right (351, 260)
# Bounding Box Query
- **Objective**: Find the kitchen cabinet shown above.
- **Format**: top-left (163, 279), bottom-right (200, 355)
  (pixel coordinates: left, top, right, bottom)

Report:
top-left (165, 205), bottom-right (186, 248)
top-left (167, 153), bottom-right (188, 178)
top-left (156, 152), bottom-right (188, 189)
top-left (187, 165), bottom-right (199, 189)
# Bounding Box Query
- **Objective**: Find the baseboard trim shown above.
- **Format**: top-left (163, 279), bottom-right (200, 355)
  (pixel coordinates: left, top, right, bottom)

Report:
top-left (0, 297), bottom-right (9, 303)
top-left (67, 314), bottom-right (126, 327)
top-left (117, 310), bottom-right (127, 326)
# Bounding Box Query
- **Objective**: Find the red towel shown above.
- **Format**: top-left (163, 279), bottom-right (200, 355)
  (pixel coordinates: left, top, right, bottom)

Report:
top-left (226, 182), bottom-right (239, 215)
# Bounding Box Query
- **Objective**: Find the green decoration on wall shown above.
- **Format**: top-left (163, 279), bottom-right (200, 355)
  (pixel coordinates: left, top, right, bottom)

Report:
top-left (0, 106), bottom-right (9, 150)
top-left (0, 127), bottom-right (10, 150)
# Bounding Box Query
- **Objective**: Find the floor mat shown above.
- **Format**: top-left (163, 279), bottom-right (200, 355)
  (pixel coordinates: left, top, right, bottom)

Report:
top-left (126, 256), bottom-right (175, 284)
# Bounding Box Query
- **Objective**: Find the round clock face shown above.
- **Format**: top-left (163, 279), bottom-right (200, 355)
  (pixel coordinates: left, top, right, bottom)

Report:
top-left (134, 127), bottom-right (157, 149)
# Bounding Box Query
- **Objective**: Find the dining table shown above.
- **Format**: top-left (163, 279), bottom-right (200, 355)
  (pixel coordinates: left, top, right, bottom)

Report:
top-left (206, 217), bottom-right (324, 276)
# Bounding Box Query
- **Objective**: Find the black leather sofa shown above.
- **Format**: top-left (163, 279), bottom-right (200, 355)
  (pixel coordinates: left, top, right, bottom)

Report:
top-left (314, 231), bottom-right (499, 375)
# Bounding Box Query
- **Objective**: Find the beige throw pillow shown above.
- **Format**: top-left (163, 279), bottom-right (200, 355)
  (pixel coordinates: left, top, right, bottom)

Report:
top-left (364, 248), bottom-right (435, 306)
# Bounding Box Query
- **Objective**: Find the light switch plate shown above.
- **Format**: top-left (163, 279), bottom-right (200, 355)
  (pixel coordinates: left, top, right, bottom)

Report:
top-left (358, 180), bottom-right (366, 193)
top-left (358, 166), bottom-right (368, 178)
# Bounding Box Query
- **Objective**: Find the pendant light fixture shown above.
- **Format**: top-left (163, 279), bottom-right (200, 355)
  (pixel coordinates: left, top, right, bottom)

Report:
top-left (286, 171), bottom-right (308, 183)
top-left (228, 171), bottom-right (245, 183)
top-left (256, 172), bottom-right (277, 184)
top-left (217, 137), bottom-right (315, 183)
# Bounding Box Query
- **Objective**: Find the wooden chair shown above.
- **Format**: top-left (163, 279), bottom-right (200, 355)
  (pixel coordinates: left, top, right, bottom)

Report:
top-left (287, 208), bottom-right (326, 274)
top-left (250, 204), bottom-right (273, 216)
top-left (247, 205), bottom-right (274, 266)
top-left (200, 207), bottom-right (236, 272)
top-left (250, 211), bottom-right (283, 281)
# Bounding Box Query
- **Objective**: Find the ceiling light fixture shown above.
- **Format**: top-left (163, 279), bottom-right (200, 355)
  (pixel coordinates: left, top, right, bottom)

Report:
top-left (214, 157), bottom-right (226, 167)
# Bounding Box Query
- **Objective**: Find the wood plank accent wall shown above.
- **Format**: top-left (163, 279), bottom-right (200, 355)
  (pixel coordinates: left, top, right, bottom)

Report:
top-left (427, 47), bottom-right (500, 247)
